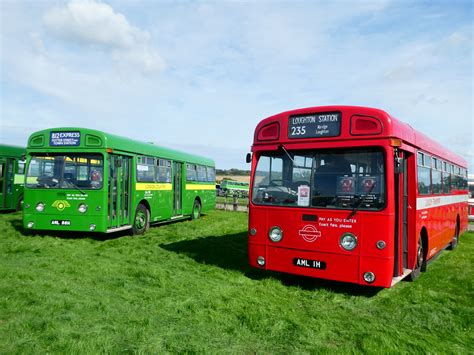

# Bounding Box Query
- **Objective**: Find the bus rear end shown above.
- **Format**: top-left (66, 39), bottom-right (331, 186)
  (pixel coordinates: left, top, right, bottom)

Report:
top-left (248, 106), bottom-right (408, 288)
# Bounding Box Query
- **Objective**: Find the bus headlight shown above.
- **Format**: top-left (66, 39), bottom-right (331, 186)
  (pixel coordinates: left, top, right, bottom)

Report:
top-left (78, 204), bottom-right (88, 213)
top-left (340, 233), bottom-right (357, 251)
top-left (35, 202), bottom-right (45, 212)
top-left (268, 226), bottom-right (283, 242)
top-left (363, 272), bottom-right (376, 284)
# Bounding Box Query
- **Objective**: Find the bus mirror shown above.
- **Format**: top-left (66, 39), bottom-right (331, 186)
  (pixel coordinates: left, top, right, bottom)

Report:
top-left (394, 156), bottom-right (403, 174)
top-left (246, 153), bottom-right (252, 163)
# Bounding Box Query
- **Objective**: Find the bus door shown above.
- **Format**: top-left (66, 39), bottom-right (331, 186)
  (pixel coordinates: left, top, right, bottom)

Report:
top-left (108, 155), bottom-right (131, 228)
top-left (0, 158), bottom-right (14, 209)
top-left (394, 150), bottom-right (410, 277)
top-left (172, 162), bottom-right (182, 216)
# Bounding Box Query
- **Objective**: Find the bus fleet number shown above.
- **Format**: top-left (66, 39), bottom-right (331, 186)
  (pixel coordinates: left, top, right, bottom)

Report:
top-left (291, 126), bottom-right (306, 136)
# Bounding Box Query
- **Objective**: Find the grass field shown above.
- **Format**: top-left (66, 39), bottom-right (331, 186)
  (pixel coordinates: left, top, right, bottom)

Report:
top-left (1, 211), bottom-right (473, 353)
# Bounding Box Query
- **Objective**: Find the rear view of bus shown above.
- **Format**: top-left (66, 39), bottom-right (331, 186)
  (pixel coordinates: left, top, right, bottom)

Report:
top-left (248, 106), bottom-right (468, 287)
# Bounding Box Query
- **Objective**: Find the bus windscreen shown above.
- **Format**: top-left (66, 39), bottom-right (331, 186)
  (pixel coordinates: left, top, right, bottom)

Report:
top-left (252, 148), bottom-right (385, 210)
top-left (26, 154), bottom-right (104, 190)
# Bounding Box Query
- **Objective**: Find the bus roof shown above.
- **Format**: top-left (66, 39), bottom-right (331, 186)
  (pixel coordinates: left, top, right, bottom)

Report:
top-left (27, 127), bottom-right (215, 166)
top-left (253, 105), bottom-right (467, 168)
top-left (0, 144), bottom-right (25, 158)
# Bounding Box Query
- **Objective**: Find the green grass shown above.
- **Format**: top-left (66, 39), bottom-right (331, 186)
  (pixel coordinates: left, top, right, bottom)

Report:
top-left (0, 211), bottom-right (473, 353)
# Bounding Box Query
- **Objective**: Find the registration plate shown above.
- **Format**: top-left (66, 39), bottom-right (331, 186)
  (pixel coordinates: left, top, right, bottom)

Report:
top-left (293, 258), bottom-right (326, 270)
top-left (51, 220), bottom-right (71, 226)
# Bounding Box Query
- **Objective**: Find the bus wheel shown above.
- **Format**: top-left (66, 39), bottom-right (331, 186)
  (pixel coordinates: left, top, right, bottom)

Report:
top-left (132, 204), bottom-right (149, 235)
top-left (409, 237), bottom-right (424, 281)
top-left (191, 200), bottom-right (201, 220)
top-left (448, 223), bottom-right (459, 250)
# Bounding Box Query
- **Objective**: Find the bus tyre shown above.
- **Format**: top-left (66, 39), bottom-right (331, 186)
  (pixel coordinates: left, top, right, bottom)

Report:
top-left (191, 200), bottom-right (201, 220)
top-left (448, 223), bottom-right (459, 250)
top-left (132, 204), bottom-right (149, 235)
top-left (409, 237), bottom-right (425, 281)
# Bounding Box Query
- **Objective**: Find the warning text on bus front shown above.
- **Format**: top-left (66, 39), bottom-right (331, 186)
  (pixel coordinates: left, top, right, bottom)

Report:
top-left (49, 131), bottom-right (81, 146)
top-left (288, 112), bottom-right (341, 139)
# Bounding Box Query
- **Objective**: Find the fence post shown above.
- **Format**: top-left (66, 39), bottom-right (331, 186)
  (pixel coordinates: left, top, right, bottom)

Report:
top-left (233, 196), bottom-right (238, 211)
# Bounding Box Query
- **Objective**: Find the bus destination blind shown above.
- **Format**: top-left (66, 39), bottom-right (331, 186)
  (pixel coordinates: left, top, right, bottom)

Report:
top-left (288, 112), bottom-right (341, 139)
top-left (50, 131), bottom-right (81, 146)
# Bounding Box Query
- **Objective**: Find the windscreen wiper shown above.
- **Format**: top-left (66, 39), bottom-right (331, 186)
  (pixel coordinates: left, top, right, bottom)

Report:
top-left (279, 144), bottom-right (295, 165)
top-left (346, 182), bottom-right (376, 220)
top-left (66, 179), bottom-right (86, 195)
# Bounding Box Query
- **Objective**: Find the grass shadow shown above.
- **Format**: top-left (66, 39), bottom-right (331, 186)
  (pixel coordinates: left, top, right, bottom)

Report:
top-left (160, 232), bottom-right (382, 297)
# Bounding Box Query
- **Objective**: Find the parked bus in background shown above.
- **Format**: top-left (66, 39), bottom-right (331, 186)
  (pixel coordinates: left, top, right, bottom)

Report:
top-left (220, 179), bottom-right (250, 197)
top-left (0, 144), bottom-right (26, 211)
top-left (23, 128), bottom-right (215, 234)
top-left (469, 174), bottom-right (474, 222)
top-left (247, 106), bottom-right (468, 287)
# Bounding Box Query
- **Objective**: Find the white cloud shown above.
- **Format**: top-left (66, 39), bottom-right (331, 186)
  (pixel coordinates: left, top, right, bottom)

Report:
top-left (42, 0), bottom-right (165, 73)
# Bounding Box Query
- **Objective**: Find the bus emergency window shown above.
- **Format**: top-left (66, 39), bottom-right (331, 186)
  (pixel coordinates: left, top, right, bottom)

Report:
top-left (206, 167), bottom-right (215, 182)
top-left (156, 159), bottom-right (171, 183)
top-left (26, 154), bottom-right (103, 189)
top-left (196, 165), bottom-right (207, 182)
top-left (137, 157), bottom-right (155, 182)
top-left (252, 149), bottom-right (385, 210)
top-left (186, 164), bottom-right (197, 181)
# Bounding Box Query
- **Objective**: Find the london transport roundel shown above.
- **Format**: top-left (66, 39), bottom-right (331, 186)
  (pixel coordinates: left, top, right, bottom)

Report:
top-left (298, 225), bottom-right (322, 243)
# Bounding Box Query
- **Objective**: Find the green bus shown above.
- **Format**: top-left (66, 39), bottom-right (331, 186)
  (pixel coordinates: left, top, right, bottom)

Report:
top-left (0, 144), bottom-right (26, 211)
top-left (220, 179), bottom-right (249, 197)
top-left (23, 128), bottom-right (215, 234)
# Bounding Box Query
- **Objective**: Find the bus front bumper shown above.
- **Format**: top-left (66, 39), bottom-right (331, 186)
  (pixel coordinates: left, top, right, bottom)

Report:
top-left (248, 243), bottom-right (394, 287)
top-left (23, 213), bottom-right (108, 233)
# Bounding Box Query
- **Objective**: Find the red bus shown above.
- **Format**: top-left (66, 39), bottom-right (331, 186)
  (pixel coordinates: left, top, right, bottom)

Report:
top-left (247, 106), bottom-right (468, 287)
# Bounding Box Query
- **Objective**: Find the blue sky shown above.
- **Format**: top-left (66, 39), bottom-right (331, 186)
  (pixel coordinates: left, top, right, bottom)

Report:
top-left (1, 0), bottom-right (472, 170)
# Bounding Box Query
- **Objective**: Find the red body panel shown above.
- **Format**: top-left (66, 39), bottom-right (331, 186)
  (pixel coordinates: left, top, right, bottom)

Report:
top-left (249, 105), bottom-right (468, 288)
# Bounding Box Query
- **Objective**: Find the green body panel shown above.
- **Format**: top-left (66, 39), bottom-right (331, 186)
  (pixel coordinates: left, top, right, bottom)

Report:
top-left (0, 144), bottom-right (26, 211)
top-left (24, 128), bottom-right (215, 233)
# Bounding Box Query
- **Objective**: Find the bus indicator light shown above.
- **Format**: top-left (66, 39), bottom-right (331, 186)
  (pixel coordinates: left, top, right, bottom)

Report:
top-left (257, 256), bottom-right (265, 266)
top-left (249, 228), bottom-right (257, 236)
top-left (35, 202), bottom-right (45, 212)
top-left (376, 240), bottom-right (386, 249)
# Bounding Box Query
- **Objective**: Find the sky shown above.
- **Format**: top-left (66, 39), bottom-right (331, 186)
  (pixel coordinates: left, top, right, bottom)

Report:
top-left (1, 0), bottom-right (473, 170)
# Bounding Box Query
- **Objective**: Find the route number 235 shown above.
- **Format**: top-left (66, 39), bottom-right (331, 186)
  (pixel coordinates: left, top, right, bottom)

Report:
top-left (291, 126), bottom-right (306, 135)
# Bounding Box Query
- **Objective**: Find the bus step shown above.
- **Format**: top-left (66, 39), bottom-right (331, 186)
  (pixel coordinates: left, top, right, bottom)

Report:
top-left (391, 268), bottom-right (412, 286)
top-left (171, 215), bottom-right (184, 220)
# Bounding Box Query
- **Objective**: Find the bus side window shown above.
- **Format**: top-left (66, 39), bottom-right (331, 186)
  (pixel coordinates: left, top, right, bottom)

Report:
top-left (156, 159), bottom-right (171, 183)
top-left (417, 152), bottom-right (431, 195)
